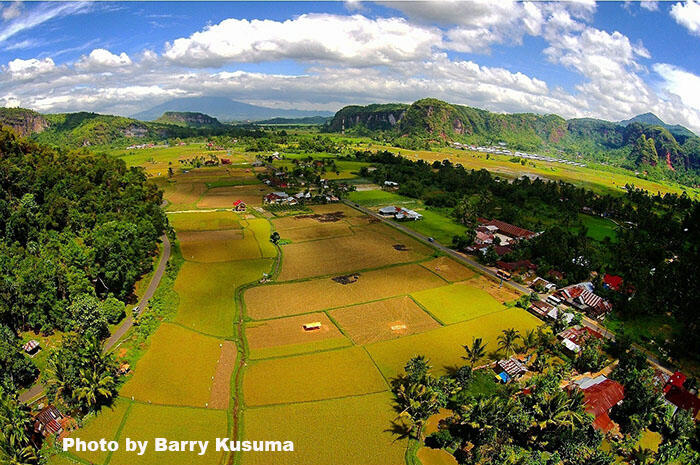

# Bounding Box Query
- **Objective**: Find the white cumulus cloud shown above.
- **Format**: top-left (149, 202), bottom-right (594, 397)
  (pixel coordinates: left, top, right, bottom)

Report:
top-left (671, 0), bottom-right (700, 36)
top-left (76, 49), bottom-right (133, 71)
top-left (4, 57), bottom-right (56, 80)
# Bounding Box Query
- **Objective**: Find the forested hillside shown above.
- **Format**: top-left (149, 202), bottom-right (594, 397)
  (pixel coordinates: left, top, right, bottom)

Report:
top-left (0, 128), bottom-right (166, 391)
top-left (328, 98), bottom-right (700, 185)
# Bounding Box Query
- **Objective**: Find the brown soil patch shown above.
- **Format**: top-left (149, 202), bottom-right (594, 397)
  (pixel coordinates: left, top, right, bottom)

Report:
top-left (247, 313), bottom-right (344, 350)
top-left (309, 203), bottom-right (364, 217)
top-left (245, 263), bottom-right (446, 319)
top-left (208, 341), bottom-right (237, 409)
top-left (421, 256), bottom-right (476, 282)
top-left (332, 273), bottom-right (360, 285)
top-left (295, 211), bottom-right (346, 223)
top-left (278, 222), bottom-right (353, 242)
top-left (329, 296), bottom-right (441, 345)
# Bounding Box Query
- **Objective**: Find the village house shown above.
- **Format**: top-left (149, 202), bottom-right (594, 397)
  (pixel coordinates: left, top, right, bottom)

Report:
top-left (494, 356), bottom-right (528, 383)
top-left (496, 260), bottom-right (537, 274)
top-left (22, 339), bottom-right (40, 357)
top-left (478, 218), bottom-right (538, 242)
top-left (232, 200), bottom-right (246, 212)
top-left (530, 276), bottom-right (556, 292)
top-left (377, 206), bottom-right (422, 221)
top-left (33, 405), bottom-right (72, 443)
top-left (263, 192), bottom-right (290, 204)
top-left (557, 325), bottom-right (602, 354)
top-left (555, 282), bottom-right (612, 319)
top-left (662, 372), bottom-right (700, 420)
top-left (569, 377), bottom-right (625, 433)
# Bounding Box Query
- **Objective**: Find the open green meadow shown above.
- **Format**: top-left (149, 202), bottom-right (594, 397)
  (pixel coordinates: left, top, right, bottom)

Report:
top-left (579, 214), bottom-right (619, 242)
top-left (242, 392), bottom-right (406, 465)
top-left (410, 282), bottom-right (506, 325)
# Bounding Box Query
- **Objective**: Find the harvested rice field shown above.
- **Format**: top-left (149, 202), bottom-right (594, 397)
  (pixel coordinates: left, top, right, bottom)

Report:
top-left (420, 256), bottom-right (475, 282)
top-left (243, 347), bottom-right (388, 406)
top-left (242, 392), bottom-right (406, 465)
top-left (467, 274), bottom-right (522, 303)
top-left (277, 222), bottom-right (354, 242)
top-left (245, 263), bottom-right (447, 320)
top-left (167, 210), bottom-right (242, 231)
top-left (328, 296), bottom-right (441, 345)
top-left (208, 341), bottom-right (237, 410)
top-left (246, 313), bottom-right (350, 360)
top-left (277, 232), bottom-right (431, 281)
top-left (178, 229), bottom-right (263, 263)
top-left (366, 308), bottom-right (542, 379)
top-left (121, 323), bottom-right (223, 407)
top-left (309, 203), bottom-right (365, 217)
top-left (108, 403), bottom-right (228, 465)
top-left (197, 185), bottom-right (271, 209)
top-left (411, 282), bottom-right (505, 325)
top-left (174, 259), bottom-right (272, 337)
top-left (163, 181), bottom-right (207, 210)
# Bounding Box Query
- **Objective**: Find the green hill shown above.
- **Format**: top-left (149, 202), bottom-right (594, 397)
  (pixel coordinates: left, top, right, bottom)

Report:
top-left (155, 111), bottom-right (223, 128)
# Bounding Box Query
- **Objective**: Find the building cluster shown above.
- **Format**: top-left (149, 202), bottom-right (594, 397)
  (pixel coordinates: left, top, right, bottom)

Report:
top-left (468, 218), bottom-right (539, 255)
top-left (378, 206), bottom-right (423, 221)
top-left (450, 142), bottom-right (587, 167)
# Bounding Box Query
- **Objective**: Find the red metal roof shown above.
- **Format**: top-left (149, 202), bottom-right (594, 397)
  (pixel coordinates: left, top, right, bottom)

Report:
top-left (582, 379), bottom-right (625, 418)
top-left (603, 274), bottom-right (624, 291)
top-left (592, 412), bottom-right (615, 433)
top-left (665, 386), bottom-right (700, 417)
top-left (481, 219), bottom-right (536, 239)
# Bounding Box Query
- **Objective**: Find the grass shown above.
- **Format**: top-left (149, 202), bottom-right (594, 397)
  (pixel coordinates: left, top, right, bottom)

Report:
top-left (244, 263), bottom-right (446, 320)
top-left (578, 214), bottom-right (619, 242)
top-left (366, 308), bottom-right (543, 379)
top-left (243, 346), bottom-right (388, 406)
top-left (242, 392), bottom-right (406, 465)
top-left (167, 211), bottom-right (242, 231)
top-left (174, 259), bottom-right (272, 337)
top-left (348, 189), bottom-right (417, 207)
top-left (108, 402), bottom-right (228, 465)
top-left (410, 283), bottom-right (505, 325)
top-left (121, 323), bottom-right (223, 407)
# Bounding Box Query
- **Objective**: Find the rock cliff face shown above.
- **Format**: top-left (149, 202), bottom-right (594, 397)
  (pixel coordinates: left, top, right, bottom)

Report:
top-left (328, 103), bottom-right (409, 132)
top-left (0, 108), bottom-right (49, 137)
top-left (155, 111), bottom-right (222, 128)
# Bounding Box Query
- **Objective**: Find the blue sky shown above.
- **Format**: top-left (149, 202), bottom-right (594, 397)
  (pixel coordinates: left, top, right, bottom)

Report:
top-left (1, 1), bottom-right (700, 132)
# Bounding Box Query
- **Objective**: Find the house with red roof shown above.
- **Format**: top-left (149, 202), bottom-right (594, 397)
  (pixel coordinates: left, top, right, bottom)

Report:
top-left (557, 325), bottom-right (602, 353)
top-left (232, 200), bottom-right (246, 212)
top-left (580, 379), bottom-right (625, 433)
top-left (557, 282), bottom-right (612, 319)
top-left (478, 218), bottom-right (538, 240)
top-left (603, 274), bottom-right (623, 292)
top-left (662, 372), bottom-right (700, 419)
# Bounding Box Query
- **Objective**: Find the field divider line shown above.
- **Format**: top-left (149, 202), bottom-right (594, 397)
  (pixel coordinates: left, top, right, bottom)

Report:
top-left (407, 295), bottom-right (446, 326)
top-left (323, 310), bottom-right (355, 345)
top-left (103, 400), bottom-right (134, 465)
top-left (117, 396), bottom-right (225, 412)
top-left (247, 292), bottom-right (420, 323)
top-left (244, 388), bottom-right (391, 410)
top-left (362, 346), bottom-right (393, 389)
top-left (166, 320), bottom-right (235, 340)
top-left (247, 342), bottom-right (357, 363)
top-left (415, 261), bottom-right (452, 284)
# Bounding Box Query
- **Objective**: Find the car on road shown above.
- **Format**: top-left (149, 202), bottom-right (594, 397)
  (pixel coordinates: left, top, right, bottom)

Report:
top-left (428, 237), bottom-right (434, 242)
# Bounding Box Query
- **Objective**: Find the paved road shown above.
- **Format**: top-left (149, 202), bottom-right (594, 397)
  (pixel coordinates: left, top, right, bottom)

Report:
top-left (19, 234), bottom-right (172, 404)
top-left (344, 200), bottom-right (674, 374)
top-left (343, 200), bottom-right (530, 295)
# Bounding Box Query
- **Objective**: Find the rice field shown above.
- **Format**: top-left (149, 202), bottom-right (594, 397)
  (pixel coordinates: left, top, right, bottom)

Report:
top-left (467, 275), bottom-right (522, 303)
top-left (174, 259), bottom-right (272, 337)
top-left (329, 296), bottom-right (441, 345)
top-left (242, 392), bottom-right (406, 465)
top-left (121, 323), bottom-right (223, 407)
top-left (243, 347), bottom-right (388, 406)
top-left (64, 399), bottom-right (131, 464)
top-left (108, 403), bottom-right (228, 465)
top-left (420, 256), bottom-right (475, 282)
top-left (197, 185), bottom-right (271, 209)
top-left (366, 308), bottom-right (542, 379)
top-left (168, 210), bottom-right (242, 231)
top-left (178, 229), bottom-right (263, 263)
top-left (411, 282), bottom-right (506, 325)
top-left (277, 230), bottom-right (431, 281)
top-left (244, 263), bottom-right (447, 320)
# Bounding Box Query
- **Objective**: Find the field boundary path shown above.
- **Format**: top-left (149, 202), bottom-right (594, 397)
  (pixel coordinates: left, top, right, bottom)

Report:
top-left (343, 200), bottom-right (675, 375)
top-left (19, 234), bottom-right (172, 404)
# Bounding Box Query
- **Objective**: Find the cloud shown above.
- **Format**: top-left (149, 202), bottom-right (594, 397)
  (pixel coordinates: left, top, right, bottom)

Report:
top-left (670, 0), bottom-right (700, 36)
top-left (163, 14), bottom-right (441, 67)
top-left (654, 63), bottom-right (700, 111)
top-left (76, 48), bottom-right (132, 71)
top-left (2, 2), bottom-right (23, 21)
top-left (640, 1), bottom-right (659, 12)
top-left (4, 57), bottom-right (56, 80)
top-left (0, 2), bottom-right (91, 44)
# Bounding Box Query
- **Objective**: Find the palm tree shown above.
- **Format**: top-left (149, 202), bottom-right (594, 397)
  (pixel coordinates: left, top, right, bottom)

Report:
top-left (75, 367), bottom-right (116, 413)
top-left (518, 329), bottom-right (537, 354)
top-left (628, 446), bottom-right (654, 465)
top-left (0, 391), bottom-right (37, 465)
top-left (393, 376), bottom-right (441, 439)
top-left (497, 328), bottom-right (521, 357)
top-left (462, 337), bottom-right (488, 369)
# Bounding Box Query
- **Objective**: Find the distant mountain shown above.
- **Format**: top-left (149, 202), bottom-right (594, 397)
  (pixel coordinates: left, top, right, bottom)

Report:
top-left (252, 116), bottom-right (332, 125)
top-left (132, 97), bottom-right (334, 122)
top-left (329, 98), bottom-right (700, 172)
top-left (619, 112), bottom-right (696, 142)
top-left (155, 111), bottom-right (222, 128)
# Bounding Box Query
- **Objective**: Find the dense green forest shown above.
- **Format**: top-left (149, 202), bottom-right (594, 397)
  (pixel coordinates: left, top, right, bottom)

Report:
top-left (0, 128), bottom-right (167, 393)
top-left (355, 150), bottom-right (700, 364)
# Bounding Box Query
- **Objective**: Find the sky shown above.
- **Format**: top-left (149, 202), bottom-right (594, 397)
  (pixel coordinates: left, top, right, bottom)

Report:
top-left (1, 1), bottom-right (700, 133)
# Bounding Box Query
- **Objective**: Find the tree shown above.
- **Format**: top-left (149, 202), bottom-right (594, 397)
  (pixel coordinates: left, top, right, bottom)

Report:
top-left (632, 135), bottom-right (659, 167)
top-left (575, 337), bottom-right (606, 373)
top-left (99, 296), bottom-right (126, 324)
top-left (518, 329), bottom-right (537, 354)
top-left (628, 446), bottom-right (654, 465)
top-left (0, 388), bottom-right (38, 465)
top-left (462, 337), bottom-right (488, 369)
top-left (269, 232), bottom-right (281, 244)
top-left (497, 328), bottom-right (521, 357)
top-left (75, 366), bottom-right (116, 413)
top-left (68, 294), bottom-right (109, 339)
top-left (0, 325), bottom-right (38, 391)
